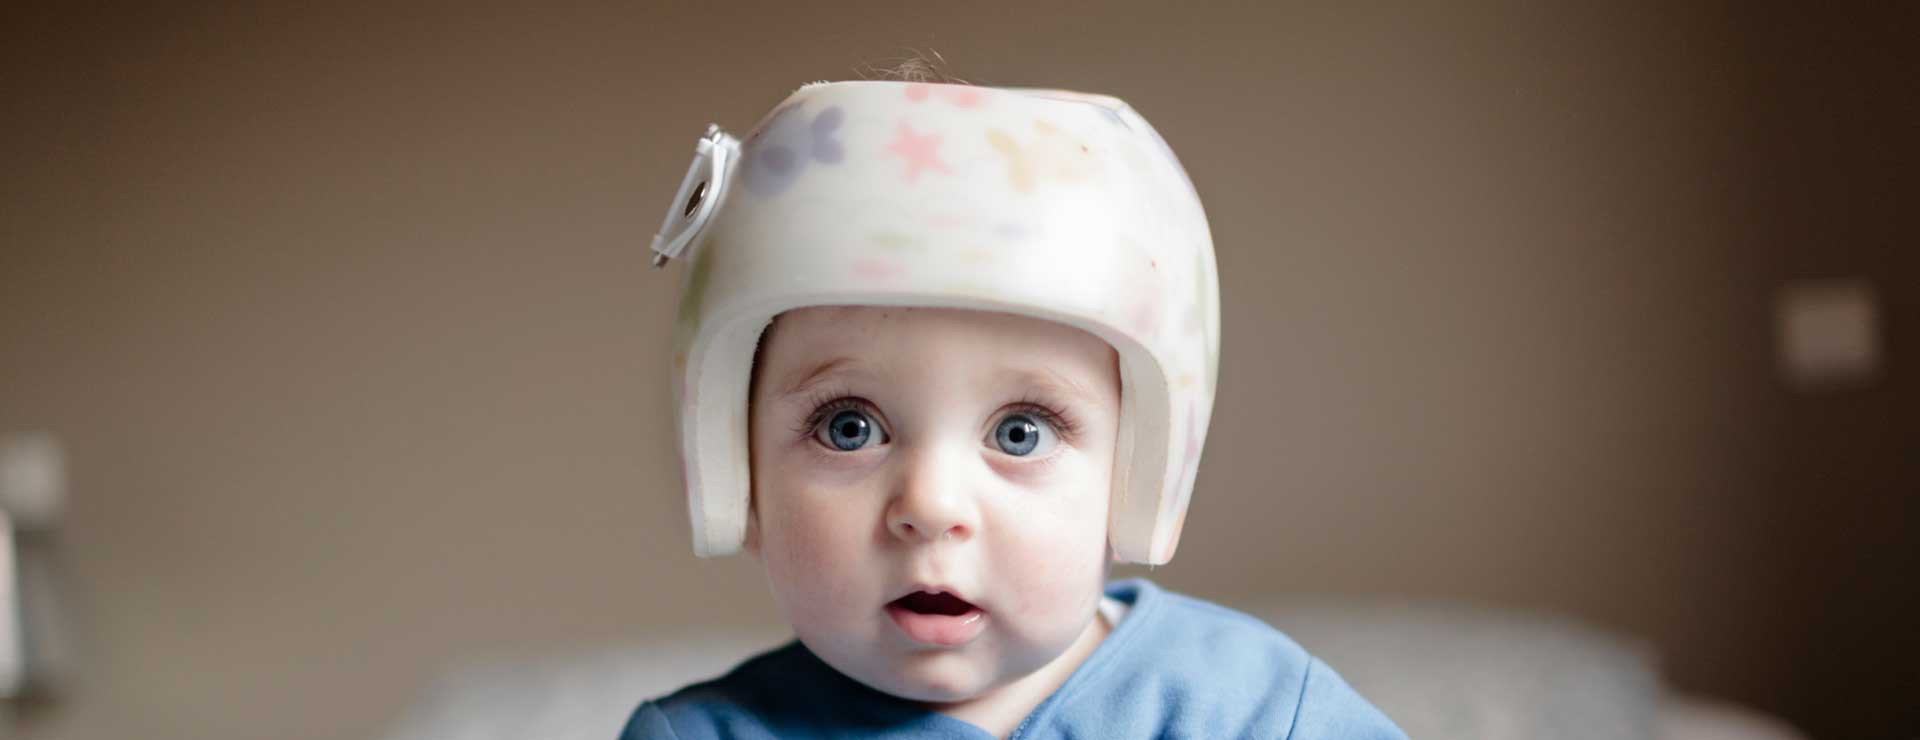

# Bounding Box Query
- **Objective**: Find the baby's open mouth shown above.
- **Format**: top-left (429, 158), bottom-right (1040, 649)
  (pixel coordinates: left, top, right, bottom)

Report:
top-left (885, 590), bottom-right (988, 647)
top-left (890, 590), bottom-right (977, 616)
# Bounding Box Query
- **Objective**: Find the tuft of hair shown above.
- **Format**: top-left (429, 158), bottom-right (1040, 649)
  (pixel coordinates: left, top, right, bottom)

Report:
top-left (854, 48), bottom-right (972, 85)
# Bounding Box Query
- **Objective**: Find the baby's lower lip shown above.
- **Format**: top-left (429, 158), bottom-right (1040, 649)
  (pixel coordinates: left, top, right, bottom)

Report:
top-left (885, 603), bottom-right (988, 647)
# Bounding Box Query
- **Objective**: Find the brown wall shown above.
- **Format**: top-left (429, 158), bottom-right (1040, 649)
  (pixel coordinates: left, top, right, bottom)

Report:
top-left (2, 3), bottom-right (1913, 739)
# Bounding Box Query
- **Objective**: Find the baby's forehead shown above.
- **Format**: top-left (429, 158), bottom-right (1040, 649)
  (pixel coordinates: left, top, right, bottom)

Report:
top-left (759, 306), bottom-right (1120, 401)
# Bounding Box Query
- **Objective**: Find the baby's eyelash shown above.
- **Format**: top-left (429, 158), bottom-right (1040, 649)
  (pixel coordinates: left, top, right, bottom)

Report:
top-left (1010, 392), bottom-right (1080, 442)
top-left (789, 387), bottom-right (1083, 444)
top-left (792, 385), bottom-right (866, 439)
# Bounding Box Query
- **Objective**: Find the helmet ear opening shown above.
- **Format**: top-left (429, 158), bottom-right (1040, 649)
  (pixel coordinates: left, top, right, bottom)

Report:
top-left (1105, 342), bottom-right (1176, 565)
top-left (745, 316), bottom-right (777, 425)
top-left (742, 315), bottom-right (778, 520)
top-left (740, 503), bottom-right (763, 556)
top-left (685, 307), bottom-right (776, 558)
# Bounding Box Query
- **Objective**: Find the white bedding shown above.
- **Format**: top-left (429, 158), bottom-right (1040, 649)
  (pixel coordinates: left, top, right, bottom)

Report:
top-left (381, 602), bottom-right (1804, 740)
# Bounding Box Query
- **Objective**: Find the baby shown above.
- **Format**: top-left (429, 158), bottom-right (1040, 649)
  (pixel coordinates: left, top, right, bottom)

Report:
top-left (626, 80), bottom-right (1403, 739)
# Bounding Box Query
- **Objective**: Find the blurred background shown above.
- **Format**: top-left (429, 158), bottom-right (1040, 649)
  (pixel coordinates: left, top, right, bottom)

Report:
top-left (2, 2), bottom-right (1914, 739)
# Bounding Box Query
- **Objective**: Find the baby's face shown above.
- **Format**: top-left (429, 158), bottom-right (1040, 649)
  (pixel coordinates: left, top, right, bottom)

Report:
top-left (747, 306), bottom-right (1120, 703)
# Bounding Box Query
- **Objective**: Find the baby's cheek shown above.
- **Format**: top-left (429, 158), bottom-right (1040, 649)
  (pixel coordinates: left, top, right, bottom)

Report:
top-left (999, 514), bottom-right (1108, 617)
top-left (1003, 471), bottom-right (1114, 612)
top-left (762, 496), bottom-right (873, 602)
top-left (765, 515), bottom-right (841, 580)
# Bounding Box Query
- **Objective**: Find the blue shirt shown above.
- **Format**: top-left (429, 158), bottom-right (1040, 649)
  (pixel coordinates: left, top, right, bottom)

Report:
top-left (623, 579), bottom-right (1404, 739)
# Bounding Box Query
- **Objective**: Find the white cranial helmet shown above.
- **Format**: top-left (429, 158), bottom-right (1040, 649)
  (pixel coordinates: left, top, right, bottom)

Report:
top-left (651, 80), bottom-right (1218, 565)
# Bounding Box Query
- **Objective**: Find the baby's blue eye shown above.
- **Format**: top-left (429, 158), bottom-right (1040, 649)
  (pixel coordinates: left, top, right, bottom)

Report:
top-left (992, 414), bottom-right (1056, 456)
top-left (819, 409), bottom-right (881, 451)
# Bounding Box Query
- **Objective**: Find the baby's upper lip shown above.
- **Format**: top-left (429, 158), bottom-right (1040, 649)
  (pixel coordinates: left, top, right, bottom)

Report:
top-left (890, 583), bottom-right (979, 607)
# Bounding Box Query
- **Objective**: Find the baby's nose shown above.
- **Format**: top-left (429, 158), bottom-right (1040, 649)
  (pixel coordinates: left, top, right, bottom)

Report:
top-left (885, 448), bottom-right (977, 544)
top-left (887, 514), bottom-right (968, 543)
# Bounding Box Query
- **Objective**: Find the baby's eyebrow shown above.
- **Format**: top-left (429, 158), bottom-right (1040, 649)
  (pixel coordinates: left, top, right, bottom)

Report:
top-left (774, 356), bottom-right (864, 400)
top-left (771, 358), bottom-right (1110, 408)
top-left (1003, 367), bottom-right (1110, 409)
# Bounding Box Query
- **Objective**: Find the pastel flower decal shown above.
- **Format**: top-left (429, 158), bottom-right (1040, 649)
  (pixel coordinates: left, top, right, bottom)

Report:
top-left (987, 120), bottom-right (1100, 193)
top-left (887, 122), bottom-right (950, 182)
top-left (743, 104), bottom-right (846, 196)
top-left (904, 83), bottom-right (985, 108)
top-left (810, 107), bottom-right (844, 163)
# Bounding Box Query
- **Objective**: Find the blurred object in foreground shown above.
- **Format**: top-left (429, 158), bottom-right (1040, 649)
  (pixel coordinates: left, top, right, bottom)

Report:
top-left (0, 433), bottom-right (76, 701)
top-left (0, 434), bottom-right (64, 531)
top-left (376, 598), bottom-right (1807, 740)
top-left (1250, 598), bottom-right (1807, 740)
top-left (1774, 278), bottom-right (1883, 391)
top-left (1248, 598), bottom-right (1659, 739)
top-left (1657, 694), bottom-right (1811, 740)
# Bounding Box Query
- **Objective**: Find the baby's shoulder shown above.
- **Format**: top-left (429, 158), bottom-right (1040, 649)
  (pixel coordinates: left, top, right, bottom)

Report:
top-left (1077, 581), bottom-right (1407, 740)
top-left (1112, 581), bottom-right (1315, 671)
top-left (618, 642), bottom-right (811, 740)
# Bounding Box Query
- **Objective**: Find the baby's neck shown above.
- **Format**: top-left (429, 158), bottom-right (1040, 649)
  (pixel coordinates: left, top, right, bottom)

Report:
top-left (924, 609), bottom-right (1113, 739)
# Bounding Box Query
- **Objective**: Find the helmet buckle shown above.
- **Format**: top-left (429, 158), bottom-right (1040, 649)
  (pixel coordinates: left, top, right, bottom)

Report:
top-left (650, 124), bottom-right (740, 268)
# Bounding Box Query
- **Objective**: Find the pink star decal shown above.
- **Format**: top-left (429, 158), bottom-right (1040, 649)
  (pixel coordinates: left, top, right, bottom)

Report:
top-left (887, 122), bottom-right (949, 182)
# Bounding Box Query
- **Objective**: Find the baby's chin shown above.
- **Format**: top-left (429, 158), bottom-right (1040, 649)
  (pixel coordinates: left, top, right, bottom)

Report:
top-left (835, 647), bottom-right (1035, 705)
top-left (866, 661), bottom-right (1005, 704)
